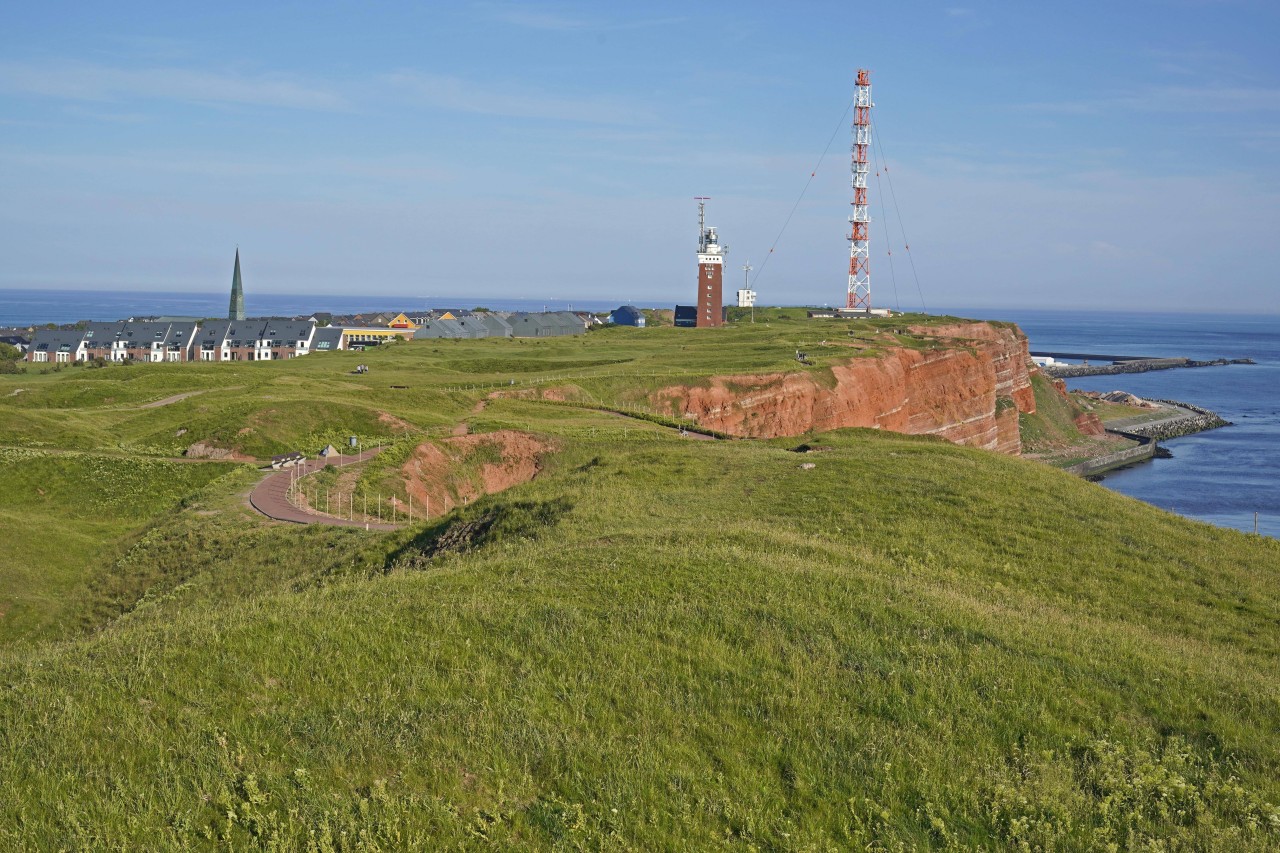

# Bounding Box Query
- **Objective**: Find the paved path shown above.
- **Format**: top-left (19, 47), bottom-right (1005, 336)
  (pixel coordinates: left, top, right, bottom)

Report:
top-left (603, 409), bottom-right (718, 440)
top-left (248, 448), bottom-right (402, 530)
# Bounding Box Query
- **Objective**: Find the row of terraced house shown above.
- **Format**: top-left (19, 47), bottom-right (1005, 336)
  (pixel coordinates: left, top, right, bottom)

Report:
top-left (25, 319), bottom-right (346, 364)
top-left (24, 310), bottom-right (595, 364)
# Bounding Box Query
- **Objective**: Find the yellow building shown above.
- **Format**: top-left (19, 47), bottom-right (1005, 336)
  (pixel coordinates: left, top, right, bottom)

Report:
top-left (340, 326), bottom-right (412, 348)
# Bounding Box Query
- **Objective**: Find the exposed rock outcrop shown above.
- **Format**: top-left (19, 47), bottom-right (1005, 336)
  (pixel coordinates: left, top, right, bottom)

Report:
top-left (1074, 413), bottom-right (1106, 437)
top-left (653, 322), bottom-right (1036, 455)
top-left (398, 430), bottom-right (555, 518)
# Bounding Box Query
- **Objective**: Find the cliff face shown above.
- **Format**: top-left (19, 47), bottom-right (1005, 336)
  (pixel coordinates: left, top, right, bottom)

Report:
top-left (654, 321), bottom-right (1035, 455)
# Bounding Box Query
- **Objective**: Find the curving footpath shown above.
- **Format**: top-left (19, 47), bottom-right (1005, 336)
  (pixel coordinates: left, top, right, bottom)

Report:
top-left (248, 448), bottom-right (402, 530)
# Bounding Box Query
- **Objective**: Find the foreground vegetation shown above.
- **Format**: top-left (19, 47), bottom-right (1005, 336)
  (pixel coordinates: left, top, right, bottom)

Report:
top-left (1, 314), bottom-right (1277, 848)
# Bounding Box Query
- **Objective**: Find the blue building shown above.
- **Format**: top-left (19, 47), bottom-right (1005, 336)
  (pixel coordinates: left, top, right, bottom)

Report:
top-left (609, 306), bottom-right (646, 327)
top-left (673, 305), bottom-right (698, 328)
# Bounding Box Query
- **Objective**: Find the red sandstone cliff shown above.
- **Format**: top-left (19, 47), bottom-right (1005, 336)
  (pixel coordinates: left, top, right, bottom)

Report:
top-left (653, 321), bottom-right (1036, 455)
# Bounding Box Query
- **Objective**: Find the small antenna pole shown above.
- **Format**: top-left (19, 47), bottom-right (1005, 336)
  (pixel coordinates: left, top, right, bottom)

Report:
top-left (694, 196), bottom-right (710, 251)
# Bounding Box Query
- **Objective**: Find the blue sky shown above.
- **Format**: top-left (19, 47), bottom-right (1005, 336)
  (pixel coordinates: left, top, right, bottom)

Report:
top-left (1, 1), bottom-right (1278, 312)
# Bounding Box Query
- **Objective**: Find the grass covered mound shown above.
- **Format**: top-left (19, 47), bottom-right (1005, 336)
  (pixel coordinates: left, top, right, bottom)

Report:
top-left (1, 418), bottom-right (1278, 849)
top-left (0, 447), bottom-right (244, 642)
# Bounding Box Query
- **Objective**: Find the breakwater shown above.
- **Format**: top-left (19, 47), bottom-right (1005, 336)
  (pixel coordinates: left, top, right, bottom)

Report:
top-left (1120, 400), bottom-right (1232, 441)
top-left (1042, 357), bottom-right (1253, 379)
top-left (1065, 400), bottom-right (1230, 478)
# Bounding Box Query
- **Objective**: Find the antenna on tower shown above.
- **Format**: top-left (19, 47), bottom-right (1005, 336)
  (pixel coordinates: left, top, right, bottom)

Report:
top-left (846, 68), bottom-right (873, 311)
top-left (694, 196), bottom-right (710, 252)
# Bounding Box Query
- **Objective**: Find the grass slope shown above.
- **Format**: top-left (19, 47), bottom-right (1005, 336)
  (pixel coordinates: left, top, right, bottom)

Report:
top-left (0, 448), bottom-right (243, 643)
top-left (1, 414), bottom-right (1278, 849)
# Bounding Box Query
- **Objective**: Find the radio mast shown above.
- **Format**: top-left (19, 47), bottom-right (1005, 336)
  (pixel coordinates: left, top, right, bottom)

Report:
top-left (846, 69), bottom-right (873, 311)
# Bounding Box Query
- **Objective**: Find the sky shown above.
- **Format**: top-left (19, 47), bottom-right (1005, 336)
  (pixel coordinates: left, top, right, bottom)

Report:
top-left (1, 1), bottom-right (1278, 312)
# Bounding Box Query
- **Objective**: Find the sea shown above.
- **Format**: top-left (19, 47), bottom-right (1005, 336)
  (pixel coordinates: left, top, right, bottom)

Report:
top-left (939, 307), bottom-right (1280, 540)
top-left (3, 290), bottom-right (1276, 538)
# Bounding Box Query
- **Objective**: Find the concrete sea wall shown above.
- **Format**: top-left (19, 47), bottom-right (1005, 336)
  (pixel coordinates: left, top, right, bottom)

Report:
top-left (1063, 431), bottom-right (1156, 477)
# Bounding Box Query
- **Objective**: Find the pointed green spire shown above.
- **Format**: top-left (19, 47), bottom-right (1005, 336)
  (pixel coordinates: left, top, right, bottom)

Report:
top-left (229, 248), bottom-right (245, 321)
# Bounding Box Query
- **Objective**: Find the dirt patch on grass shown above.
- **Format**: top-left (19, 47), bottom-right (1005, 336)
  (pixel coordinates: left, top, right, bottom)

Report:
top-left (185, 441), bottom-right (255, 462)
top-left (398, 430), bottom-right (556, 518)
top-left (377, 411), bottom-right (415, 432)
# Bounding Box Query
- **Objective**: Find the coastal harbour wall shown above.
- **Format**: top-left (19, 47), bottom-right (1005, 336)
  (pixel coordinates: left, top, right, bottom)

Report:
top-left (1063, 431), bottom-right (1156, 477)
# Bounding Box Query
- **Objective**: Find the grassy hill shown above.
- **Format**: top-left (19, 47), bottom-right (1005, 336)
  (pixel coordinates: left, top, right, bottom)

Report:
top-left (1, 316), bottom-right (1278, 849)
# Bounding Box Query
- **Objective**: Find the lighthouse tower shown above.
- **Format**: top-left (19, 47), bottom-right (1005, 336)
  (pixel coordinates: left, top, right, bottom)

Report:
top-left (694, 198), bottom-right (725, 328)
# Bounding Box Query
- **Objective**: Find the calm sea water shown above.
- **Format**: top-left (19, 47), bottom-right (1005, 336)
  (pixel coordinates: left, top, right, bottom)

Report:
top-left (943, 307), bottom-right (1279, 539)
top-left (0, 288), bottom-right (660, 327)
top-left (5, 291), bottom-right (1276, 537)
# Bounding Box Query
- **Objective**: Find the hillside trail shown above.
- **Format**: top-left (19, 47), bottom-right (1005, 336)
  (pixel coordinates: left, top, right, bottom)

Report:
top-left (247, 447), bottom-right (402, 530)
top-left (138, 390), bottom-right (208, 409)
top-left (452, 399), bottom-right (489, 436)
top-left (603, 410), bottom-right (716, 440)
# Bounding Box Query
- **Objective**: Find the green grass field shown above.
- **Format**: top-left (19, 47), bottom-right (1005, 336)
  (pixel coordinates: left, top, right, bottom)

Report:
top-left (0, 447), bottom-right (243, 643)
top-left (1, 314), bottom-right (1277, 849)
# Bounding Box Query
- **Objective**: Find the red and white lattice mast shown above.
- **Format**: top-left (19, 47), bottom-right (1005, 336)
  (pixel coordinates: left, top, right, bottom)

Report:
top-left (846, 69), bottom-right (873, 310)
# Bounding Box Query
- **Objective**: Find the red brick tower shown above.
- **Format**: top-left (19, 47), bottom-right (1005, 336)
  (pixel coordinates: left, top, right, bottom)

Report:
top-left (694, 197), bottom-right (725, 328)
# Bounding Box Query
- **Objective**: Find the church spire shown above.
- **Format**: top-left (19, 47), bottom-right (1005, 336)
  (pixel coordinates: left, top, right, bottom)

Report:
top-left (229, 248), bottom-right (245, 321)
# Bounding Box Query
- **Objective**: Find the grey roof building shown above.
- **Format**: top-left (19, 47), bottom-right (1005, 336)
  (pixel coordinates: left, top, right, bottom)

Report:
top-left (28, 329), bottom-right (88, 362)
top-left (0, 334), bottom-right (30, 352)
top-left (609, 306), bottom-right (646, 327)
top-left (199, 321), bottom-right (234, 348)
top-left (453, 316), bottom-right (495, 338)
top-left (312, 326), bottom-right (345, 351)
top-left (81, 322), bottom-right (125, 356)
top-left (414, 318), bottom-right (471, 339)
top-left (508, 313), bottom-right (550, 337)
top-left (258, 320), bottom-right (315, 348)
top-left (165, 321), bottom-right (199, 353)
top-left (505, 312), bottom-right (583, 338)
top-left (477, 314), bottom-right (513, 337)
top-left (120, 321), bottom-right (175, 346)
top-left (550, 312), bottom-right (585, 334)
